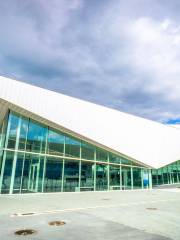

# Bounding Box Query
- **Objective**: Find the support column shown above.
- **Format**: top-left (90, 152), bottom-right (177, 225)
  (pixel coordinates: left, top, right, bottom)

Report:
top-left (148, 169), bottom-right (152, 189)
top-left (61, 136), bottom-right (66, 192)
top-left (78, 142), bottom-right (82, 192)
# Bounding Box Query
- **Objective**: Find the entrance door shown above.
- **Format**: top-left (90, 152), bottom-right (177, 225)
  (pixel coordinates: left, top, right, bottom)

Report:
top-left (28, 163), bottom-right (39, 192)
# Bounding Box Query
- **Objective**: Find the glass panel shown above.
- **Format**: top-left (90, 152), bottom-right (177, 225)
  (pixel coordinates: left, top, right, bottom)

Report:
top-left (172, 163), bottom-right (178, 183)
top-left (177, 161), bottom-right (180, 182)
top-left (121, 157), bottom-right (132, 165)
top-left (81, 161), bottom-right (94, 191)
top-left (7, 113), bottom-right (19, 149)
top-left (0, 121), bottom-right (3, 150)
top-left (65, 136), bottom-right (80, 158)
top-left (152, 169), bottom-right (158, 186)
top-left (1, 151), bottom-right (14, 194)
top-left (142, 169), bottom-right (149, 188)
top-left (13, 153), bottom-right (24, 193)
top-left (21, 154), bottom-right (31, 193)
top-left (44, 157), bottom-right (63, 192)
top-left (133, 167), bottom-right (142, 189)
top-left (47, 129), bottom-right (65, 156)
top-left (96, 148), bottom-right (108, 162)
top-left (109, 165), bottom-right (120, 190)
top-left (162, 167), bottom-right (169, 184)
top-left (81, 141), bottom-right (94, 160)
top-left (0, 113), bottom-right (8, 151)
top-left (26, 120), bottom-right (47, 153)
top-left (27, 154), bottom-right (41, 192)
top-left (122, 166), bottom-right (131, 189)
top-left (63, 160), bottom-right (79, 192)
top-left (109, 154), bottom-right (120, 164)
top-left (18, 118), bottom-right (29, 151)
top-left (96, 164), bottom-right (108, 190)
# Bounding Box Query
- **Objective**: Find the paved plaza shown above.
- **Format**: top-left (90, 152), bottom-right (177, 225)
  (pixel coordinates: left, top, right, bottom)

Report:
top-left (0, 187), bottom-right (180, 240)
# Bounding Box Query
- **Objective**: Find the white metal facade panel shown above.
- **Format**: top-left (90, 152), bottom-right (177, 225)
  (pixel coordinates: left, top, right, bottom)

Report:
top-left (0, 75), bottom-right (180, 168)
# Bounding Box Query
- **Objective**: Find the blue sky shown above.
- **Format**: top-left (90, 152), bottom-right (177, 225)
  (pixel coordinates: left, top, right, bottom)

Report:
top-left (0, 0), bottom-right (180, 124)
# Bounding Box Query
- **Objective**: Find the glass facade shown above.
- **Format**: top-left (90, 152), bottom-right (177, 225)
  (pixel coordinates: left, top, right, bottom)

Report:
top-left (0, 110), bottom-right (155, 194)
top-left (152, 160), bottom-right (180, 186)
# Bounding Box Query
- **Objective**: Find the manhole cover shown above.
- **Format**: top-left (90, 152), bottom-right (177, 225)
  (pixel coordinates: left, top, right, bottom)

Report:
top-left (14, 229), bottom-right (37, 236)
top-left (146, 207), bottom-right (157, 210)
top-left (48, 221), bottom-right (66, 226)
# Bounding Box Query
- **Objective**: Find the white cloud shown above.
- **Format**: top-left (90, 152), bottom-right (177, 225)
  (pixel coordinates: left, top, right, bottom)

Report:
top-left (0, 0), bottom-right (180, 123)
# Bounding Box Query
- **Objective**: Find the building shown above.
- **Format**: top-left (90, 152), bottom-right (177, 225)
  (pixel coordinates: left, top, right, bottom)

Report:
top-left (0, 76), bottom-right (180, 194)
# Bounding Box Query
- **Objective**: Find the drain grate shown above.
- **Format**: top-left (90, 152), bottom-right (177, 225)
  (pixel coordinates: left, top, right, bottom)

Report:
top-left (146, 207), bottom-right (157, 210)
top-left (14, 229), bottom-right (37, 236)
top-left (102, 198), bottom-right (110, 201)
top-left (48, 221), bottom-right (66, 226)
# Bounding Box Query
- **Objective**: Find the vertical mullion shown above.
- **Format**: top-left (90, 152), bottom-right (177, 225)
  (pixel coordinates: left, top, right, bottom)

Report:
top-left (177, 163), bottom-right (179, 183)
top-left (148, 169), bottom-right (152, 189)
top-left (161, 168), bottom-right (164, 184)
top-left (78, 141), bottom-right (82, 192)
top-left (61, 135), bottom-right (66, 192)
top-left (141, 168), bottom-right (144, 189)
top-left (0, 120), bottom-right (4, 150)
top-left (120, 164), bottom-right (122, 190)
top-left (131, 166), bottom-right (133, 190)
top-left (41, 126), bottom-right (48, 193)
top-left (94, 148), bottom-right (96, 191)
top-left (20, 118), bottom-right (29, 193)
top-left (107, 153), bottom-right (110, 191)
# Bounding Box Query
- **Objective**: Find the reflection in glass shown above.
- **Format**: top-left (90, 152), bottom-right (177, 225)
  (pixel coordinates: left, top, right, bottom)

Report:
top-left (44, 157), bottom-right (63, 192)
top-left (1, 151), bottom-right (14, 193)
top-left (96, 164), bottom-right (108, 190)
top-left (7, 113), bottom-right (19, 149)
top-left (122, 166), bottom-right (131, 189)
top-left (26, 120), bottom-right (47, 153)
top-left (48, 129), bottom-right (64, 156)
top-left (18, 118), bottom-right (29, 150)
top-left (81, 162), bottom-right (94, 191)
top-left (81, 142), bottom-right (94, 160)
top-left (109, 154), bottom-right (120, 164)
top-left (13, 153), bottom-right (24, 193)
top-left (133, 167), bottom-right (142, 188)
top-left (109, 165), bottom-right (120, 190)
top-left (63, 160), bottom-right (79, 192)
top-left (96, 148), bottom-right (108, 162)
top-left (65, 137), bottom-right (80, 158)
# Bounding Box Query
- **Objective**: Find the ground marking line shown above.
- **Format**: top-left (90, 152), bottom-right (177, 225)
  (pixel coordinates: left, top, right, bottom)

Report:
top-left (10, 198), bottom-right (178, 218)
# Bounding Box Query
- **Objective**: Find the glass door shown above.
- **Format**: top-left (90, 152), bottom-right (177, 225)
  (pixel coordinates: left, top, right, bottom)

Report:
top-left (28, 163), bottom-right (39, 192)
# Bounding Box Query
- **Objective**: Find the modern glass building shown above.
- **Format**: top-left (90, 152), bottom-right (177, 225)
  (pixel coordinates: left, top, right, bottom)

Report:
top-left (0, 76), bottom-right (180, 194)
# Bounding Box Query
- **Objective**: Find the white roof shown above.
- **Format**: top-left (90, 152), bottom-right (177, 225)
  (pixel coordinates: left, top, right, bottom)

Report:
top-left (0, 75), bottom-right (180, 169)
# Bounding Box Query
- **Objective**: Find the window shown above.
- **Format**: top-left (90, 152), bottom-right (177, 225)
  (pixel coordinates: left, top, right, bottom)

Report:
top-left (65, 136), bottom-right (80, 158)
top-left (81, 141), bottom-right (94, 160)
top-left (26, 120), bottom-right (47, 153)
top-left (47, 129), bottom-right (64, 156)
